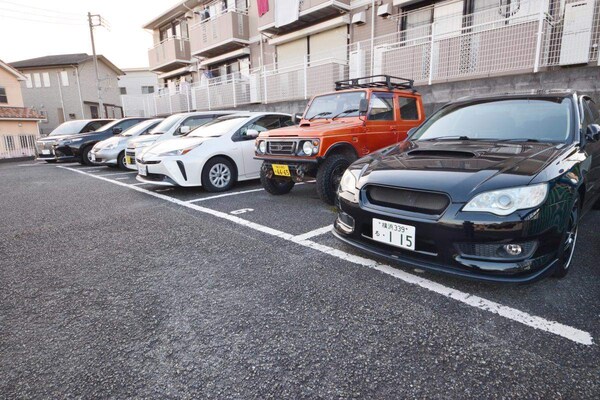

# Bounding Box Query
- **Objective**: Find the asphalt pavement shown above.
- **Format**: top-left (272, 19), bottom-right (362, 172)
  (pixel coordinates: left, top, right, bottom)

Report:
top-left (1, 160), bottom-right (599, 399)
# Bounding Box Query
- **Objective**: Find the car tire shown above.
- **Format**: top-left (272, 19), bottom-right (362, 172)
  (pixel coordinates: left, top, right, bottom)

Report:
top-left (80, 145), bottom-right (94, 166)
top-left (202, 157), bottom-right (236, 192)
top-left (316, 154), bottom-right (354, 205)
top-left (552, 194), bottom-right (580, 278)
top-left (260, 165), bottom-right (295, 195)
top-left (45, 160), bottom-right (56, 164)
top-left (117, 151), bottom-right (127, 170)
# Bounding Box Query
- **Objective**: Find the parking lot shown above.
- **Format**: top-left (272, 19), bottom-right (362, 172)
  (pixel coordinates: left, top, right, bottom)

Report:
top-left (1, 160), bottom-right (599, 398)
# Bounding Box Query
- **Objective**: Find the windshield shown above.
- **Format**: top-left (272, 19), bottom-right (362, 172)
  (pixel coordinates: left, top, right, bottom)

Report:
top-left (49, 120), bottom-right (88, 136)
top-left (148, 114), bottom-right (182, 135)
top-left (305, 91), bottom-right (366, 120)
top-left (187, 117), bottom-right (246, 138)
top-left (122, 119), bottom-right (162, 137)
top-left (413, 98), bottom-right (573, 142)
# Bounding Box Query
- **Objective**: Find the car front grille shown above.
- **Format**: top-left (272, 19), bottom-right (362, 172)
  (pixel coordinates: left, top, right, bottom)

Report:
top-left (365, 185), bottom-right (450, 215)
top-left (35, 141), bottom-right (55, 152)
top-left (267, 141), bottom-right (296, 155)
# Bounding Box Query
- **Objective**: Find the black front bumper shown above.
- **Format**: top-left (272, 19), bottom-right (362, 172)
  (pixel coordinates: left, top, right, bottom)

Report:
top-left (259, 159), bottom-right (318, 181)
top-left (334, 194), bottom-right (567, 283)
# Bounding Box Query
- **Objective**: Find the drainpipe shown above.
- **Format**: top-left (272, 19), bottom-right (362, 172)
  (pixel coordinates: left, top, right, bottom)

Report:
top-left (56, 72), bottom-right (67, 122)
top-left (370, 0), bottom-right (375, 75)
top-left (73, 65), bottom-right (85, 118)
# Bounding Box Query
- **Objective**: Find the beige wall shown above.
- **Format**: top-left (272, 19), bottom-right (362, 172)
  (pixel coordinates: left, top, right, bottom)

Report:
top-left (0, 120), bottom-right (39, 137)
top-left (0, 67), bottom-right (24, 107)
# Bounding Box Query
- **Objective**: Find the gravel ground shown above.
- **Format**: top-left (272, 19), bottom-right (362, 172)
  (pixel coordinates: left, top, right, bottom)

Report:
top-left (1, 161), bottom-right (598, 399)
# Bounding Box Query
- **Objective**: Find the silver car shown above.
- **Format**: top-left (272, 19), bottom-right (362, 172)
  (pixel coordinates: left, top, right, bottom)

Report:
top-left (90, 118), bottom-right (163, 169)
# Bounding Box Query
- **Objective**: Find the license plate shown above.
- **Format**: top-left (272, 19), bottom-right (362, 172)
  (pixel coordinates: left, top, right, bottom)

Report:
top-left (125, 156), bottom-right (132, 165)
top-left (138, 164), bottom-right (147, 176)
top-left (372, 218), bottom-right (416, 251)
top-left (90, 153), bottom-right (96, 162)
top-left (41, 149), bottom-right (50, 155)
top-left (272, 164), bottom-right (291, 177)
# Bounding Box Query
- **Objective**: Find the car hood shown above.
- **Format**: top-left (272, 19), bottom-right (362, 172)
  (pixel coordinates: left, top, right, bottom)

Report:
top-left (259, 119), bottom-right (365, 138)
top-left (128, 135), bottom-right (160, 147)
top-left (143, 137), bottom-right (210, 157)
top-left (355, 140), bottom-right (565, 202)
top-left (37, 134), bottom-right (74, 143)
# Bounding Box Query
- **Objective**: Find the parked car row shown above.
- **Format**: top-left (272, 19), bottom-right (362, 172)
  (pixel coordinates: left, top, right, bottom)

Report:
top-left (35, 75), bottom-right (600, 284)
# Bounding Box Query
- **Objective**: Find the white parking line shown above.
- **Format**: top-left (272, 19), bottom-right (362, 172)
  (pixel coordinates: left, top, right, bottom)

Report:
top-left (293, 225), bottom-right (333, 241)
top-left (114, 176), bottom-right (131, 180)
top-left (187, 188), bottom-right (265, 203)
top-left (57, 165), bottom-right (595, 346)
top-left (96, 171), bottom-right (137, 177)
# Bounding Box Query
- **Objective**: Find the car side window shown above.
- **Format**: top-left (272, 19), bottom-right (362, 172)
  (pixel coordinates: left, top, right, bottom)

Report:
top-left (82, 121), bottom-right (103, 132)
top-left (177, 116), bottom-right (213, 135)
top-left (584, 99), bottom-right (599, 124)
top-left (399, 97), bottom-right (419, 120)
top-left (368, 92), bottom-right (395, 121)
top-left (237, 116), bottom-right (282, 140)
top-left (280, 116), bottom-right (294, 127)
top-left (117, 119), bottom-right (142, 131)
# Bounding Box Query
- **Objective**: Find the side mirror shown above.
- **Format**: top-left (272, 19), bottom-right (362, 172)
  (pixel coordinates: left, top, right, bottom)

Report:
top-left (245, 128), bottom-right (259, 139)
top-left (294, 113), bottom-right (303, 122)
top-left (112, 127), bottom-right (122, 134)
top-left (178, 125), bottom-right (191, 135)
top-left (585, 124), bottom-right (600, 142)
top-left (359, 98), bottom-right (369, 114)
top-left (407, 127), bottom-right (418, 137)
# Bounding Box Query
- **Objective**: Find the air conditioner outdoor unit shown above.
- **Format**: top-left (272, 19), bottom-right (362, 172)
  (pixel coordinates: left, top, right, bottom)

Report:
top-left (559, 0), bottom-right (594, 66)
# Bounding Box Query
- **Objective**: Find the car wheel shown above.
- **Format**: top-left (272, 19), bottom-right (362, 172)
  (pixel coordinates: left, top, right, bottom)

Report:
top-left (260, 166), bottom-right (295, 195)
top-left (81, 145), bottom-right (94, 166)
top-left (117, 151), bottom-right (127, 170)
top-left (316, 154), bottom-right (353, 205)
top-left (202, 157), bottom-right (236, 192)
top-left (552, 194), bottom-right (580, 278)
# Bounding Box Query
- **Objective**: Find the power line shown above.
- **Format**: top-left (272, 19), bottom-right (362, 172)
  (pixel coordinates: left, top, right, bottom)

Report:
top-left (0, 12), bottom-right (86, 26)
top-left (0, 7), bottom-right (84, 23)
top-left (0, 0), bottom-right (81, 18)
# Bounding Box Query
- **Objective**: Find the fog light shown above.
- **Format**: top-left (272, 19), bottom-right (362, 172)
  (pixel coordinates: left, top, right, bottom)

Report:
top-left (503, 244), bottom-right (522, 256)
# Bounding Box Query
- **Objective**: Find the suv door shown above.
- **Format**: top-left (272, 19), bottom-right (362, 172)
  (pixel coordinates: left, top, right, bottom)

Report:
top-left (396, 95), bottom-right (422, 141)
top-left (236, 115), bottom-right (282, 178)
top-left (365, 92), bottom-right (399, 153)
top-left (581, 96), bottom-right (600, 203)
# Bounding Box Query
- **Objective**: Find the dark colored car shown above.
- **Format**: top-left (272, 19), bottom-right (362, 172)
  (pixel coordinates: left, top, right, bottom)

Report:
top-left (53, 118), bottom-right (148, 165)
top-left (35, 119), bottom-right (112, 163)
top-left (334, 92), bottom-right (600, 283)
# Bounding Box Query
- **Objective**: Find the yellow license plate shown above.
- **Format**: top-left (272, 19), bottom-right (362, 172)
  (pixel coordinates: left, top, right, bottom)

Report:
top-left (125, 156), bottom-right (132, 165)
top-left (272, 164), bottom-right (291, 177)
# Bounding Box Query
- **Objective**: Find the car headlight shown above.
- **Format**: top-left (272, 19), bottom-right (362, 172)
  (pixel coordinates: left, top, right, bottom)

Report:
top-left (339, 169), bottom-right (358, 193)
top-left (257, 140), bottom-right (267, 154)
top-left (62, 138), bottom-right (82, 145)
top-left (300, 140), bottom-right (319, 156)
top-left (463, 183), bottom-right (548, 216)
top-left (157, 144), bottom-right (201, 157)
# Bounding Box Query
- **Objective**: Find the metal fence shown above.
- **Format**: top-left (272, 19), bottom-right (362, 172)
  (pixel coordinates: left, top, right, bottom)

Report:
top-left (122, 0), bottom-right (600, 117)
top-left (0, 134), bottom-right (38, 159)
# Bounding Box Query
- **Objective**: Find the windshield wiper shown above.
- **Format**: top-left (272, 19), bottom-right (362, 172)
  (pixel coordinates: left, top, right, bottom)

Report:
top-left (331, 108), bottom-right (359, 120)
top-left (421, 136), bottom-right (473, 141)
top-left (496, 138), bottom-right (540, 143)
top-left (308, 112), bottom-right (332, 121)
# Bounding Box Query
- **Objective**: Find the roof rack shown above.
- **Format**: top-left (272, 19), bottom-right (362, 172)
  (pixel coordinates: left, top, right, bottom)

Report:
top-left (335, 75), bottom-right (414, 91)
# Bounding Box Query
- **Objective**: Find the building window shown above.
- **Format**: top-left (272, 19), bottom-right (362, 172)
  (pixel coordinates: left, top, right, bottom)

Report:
top-left (4, 136), bottom-right (15, 151)
top-left (33, 73), bottom-right (41, 88)
top-left (90, 105), bottom-right (99, 119)
top-left (141, 86), bottom-right (154, 94)
top-left (42, 72), bottom-right (50, 87)
top-left (0, 87), bottom-right (7, 103)
top-left (40, 110), bottom-right (48, 123)
top-left (60, 71), bottom-right (69, 86)
top-left (120, 87), bottom-right (127, 95)
top-left (25, 74), bottom-right (33, 88)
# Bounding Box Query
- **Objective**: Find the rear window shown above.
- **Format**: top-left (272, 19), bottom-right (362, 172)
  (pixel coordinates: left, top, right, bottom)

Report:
top-left (413, 98), bottom-right (573, 142)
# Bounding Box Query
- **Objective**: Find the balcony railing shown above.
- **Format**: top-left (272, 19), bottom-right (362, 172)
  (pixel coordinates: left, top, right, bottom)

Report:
top-left (258, 0), bottom-right (351, 34)
top-left (148, 37), bottom-right (191, 73)
top-left (190, 10), bottom-right (249, 58)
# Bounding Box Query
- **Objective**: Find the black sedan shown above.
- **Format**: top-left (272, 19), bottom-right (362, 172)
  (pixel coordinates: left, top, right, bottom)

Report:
top-left (53, 117), bottom-right (148, 165)
top-left (334, 92), bottom-right (600, 283)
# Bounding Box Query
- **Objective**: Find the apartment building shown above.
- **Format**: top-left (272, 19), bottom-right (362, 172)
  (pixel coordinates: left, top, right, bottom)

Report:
top-left (10, 53), bottom-right (125, 134)
top-left (128, 0), bottom-right (600, 117)
top-left (118, 68), bottom-right (159, 117)
top-left (0, 59), bottom-right (43, 159)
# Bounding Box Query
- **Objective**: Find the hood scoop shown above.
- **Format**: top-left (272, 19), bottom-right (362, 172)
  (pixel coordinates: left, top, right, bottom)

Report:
top-left (407, 149), bottom-right (476, 159)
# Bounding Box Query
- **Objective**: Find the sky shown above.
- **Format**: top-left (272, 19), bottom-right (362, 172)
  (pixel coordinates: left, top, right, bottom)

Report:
top-left (0, 0), bottom-right (181, 69)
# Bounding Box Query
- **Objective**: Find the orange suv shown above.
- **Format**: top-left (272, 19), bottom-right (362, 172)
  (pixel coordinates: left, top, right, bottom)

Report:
top-left (255, 75), bottom-right (426, 204)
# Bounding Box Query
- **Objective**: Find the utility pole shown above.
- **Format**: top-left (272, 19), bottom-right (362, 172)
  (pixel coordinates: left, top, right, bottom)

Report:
top-left (88, 12), bottom-right (105, 118)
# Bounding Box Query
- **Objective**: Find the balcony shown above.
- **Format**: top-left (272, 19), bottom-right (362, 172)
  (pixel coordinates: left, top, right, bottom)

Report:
top-left (148, 37), bottom-right (191, 73)
top-left (190, 11), bottom-right (250, 59)
top-left (258, 0), bottom-right (351, 35)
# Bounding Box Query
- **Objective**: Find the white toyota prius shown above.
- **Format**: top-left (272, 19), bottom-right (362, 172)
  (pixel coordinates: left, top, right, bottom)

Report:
top-left (136, 112), bottom-right (294, 191)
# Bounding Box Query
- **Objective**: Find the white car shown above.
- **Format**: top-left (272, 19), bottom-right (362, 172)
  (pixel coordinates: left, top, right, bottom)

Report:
top-left (90, 118), bottom-right (163, 169)
top-left (124, 111), bottom-right (233, 170)
top-left (136, 112), bottom-right (294, 191)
